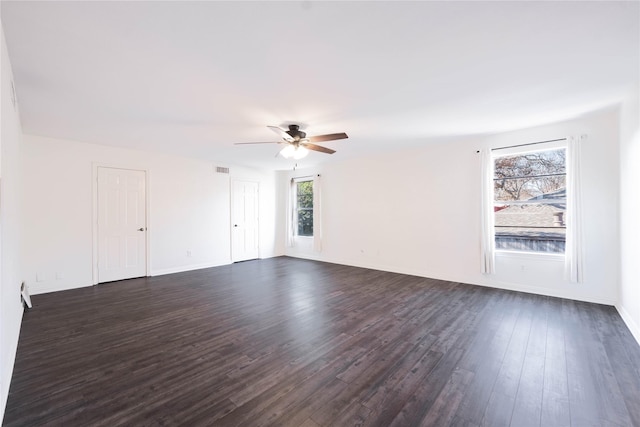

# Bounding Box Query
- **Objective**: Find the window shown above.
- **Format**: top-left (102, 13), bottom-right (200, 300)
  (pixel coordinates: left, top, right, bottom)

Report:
top-left (295, 180), bottom-right (313, 236)
top-left (493, 146), bottom-right (566, 253)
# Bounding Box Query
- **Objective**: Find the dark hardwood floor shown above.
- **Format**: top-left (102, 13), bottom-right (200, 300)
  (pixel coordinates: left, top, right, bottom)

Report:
top-left (4, 257), bottom-right (640, 426)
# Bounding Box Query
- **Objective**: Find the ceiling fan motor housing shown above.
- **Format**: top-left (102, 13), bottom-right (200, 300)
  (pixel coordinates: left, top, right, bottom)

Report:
top-left (286, 124), bottom-right (306, 141)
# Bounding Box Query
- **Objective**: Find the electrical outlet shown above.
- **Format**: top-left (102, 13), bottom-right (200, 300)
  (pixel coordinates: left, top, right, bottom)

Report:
top-left (187, 250), bottom-right (192, 257)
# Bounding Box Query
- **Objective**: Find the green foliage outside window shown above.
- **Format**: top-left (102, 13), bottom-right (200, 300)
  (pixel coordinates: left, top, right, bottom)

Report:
top-left (297, 181), bottom-right (313, 236)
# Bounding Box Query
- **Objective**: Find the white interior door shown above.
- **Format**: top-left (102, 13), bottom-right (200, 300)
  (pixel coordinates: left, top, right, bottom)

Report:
top-left (97, 167), bottom-right (147, 283)
top-left (231, 180), bottom-right (260, 262)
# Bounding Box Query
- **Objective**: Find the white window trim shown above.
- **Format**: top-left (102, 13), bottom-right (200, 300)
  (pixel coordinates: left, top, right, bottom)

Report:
top-left (288, 175), bottom-right (323, 253)
top-left (491, 141), bottom-right (568, 257)
top-left (495, 249), bottom-right (565, 262)
top-left (492, 139), bottom-right (567, 158)
top-left (293, 178), bottom-right (314, 238)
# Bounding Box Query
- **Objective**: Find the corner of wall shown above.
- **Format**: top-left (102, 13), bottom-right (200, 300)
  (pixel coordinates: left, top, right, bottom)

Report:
top-left (616, 303), bottom-right (640, 346)
top-left (0, 22), bottom-right (26, 424)
top-left (618, 82), bottom-right (640, 347)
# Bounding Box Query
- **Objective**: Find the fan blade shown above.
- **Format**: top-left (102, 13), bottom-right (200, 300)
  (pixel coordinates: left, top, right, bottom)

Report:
top-left (302, 143), bottom-right (336, 154)
top-left (267, 126), bottom-right (294, 142)
top-left (307, 132), bottom-right (348, 143)
top-left (234, 141), bottom-right (280, 145)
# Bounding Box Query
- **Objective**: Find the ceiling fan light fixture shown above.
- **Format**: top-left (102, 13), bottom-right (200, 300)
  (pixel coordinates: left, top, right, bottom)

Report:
top-left (280, 144), bottom-right (309, 159)
top-left (293, 146), bottom-right (309, 159)
top-left (280, 145), bottom-right (296, 158)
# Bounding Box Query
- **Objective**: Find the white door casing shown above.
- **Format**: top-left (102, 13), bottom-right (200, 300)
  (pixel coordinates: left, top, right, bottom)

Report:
top-left (231, 180), bottom-right (259, 262)
top-left (97, 167), bottom-right (147, 283)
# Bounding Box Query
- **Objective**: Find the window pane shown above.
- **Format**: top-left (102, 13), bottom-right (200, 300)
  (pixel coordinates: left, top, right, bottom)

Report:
top-left (297, 181), bottom-right (313, 209)
top-left (495, 202), bottom-right (566, 253)
top-left (298, 209), bottom-right (313, 236)
top-left (295, 180), bottom-right (314, 236)
top-left (494, 177), bottom-right (566, 202)
top-left (494, 148), bottom-right (566, 179)
top-left (493, 147), bottom-right (566, 253)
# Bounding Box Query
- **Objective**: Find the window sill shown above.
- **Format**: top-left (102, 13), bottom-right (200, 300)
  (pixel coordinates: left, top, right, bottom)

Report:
top-left (495, 250), bottom-right (565, 262)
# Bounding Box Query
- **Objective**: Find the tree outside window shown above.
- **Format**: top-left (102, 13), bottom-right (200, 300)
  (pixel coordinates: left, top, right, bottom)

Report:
top-left (296, 180), bottom-right (313, 236)
top-left (494, 148), bottom-right (566, 253)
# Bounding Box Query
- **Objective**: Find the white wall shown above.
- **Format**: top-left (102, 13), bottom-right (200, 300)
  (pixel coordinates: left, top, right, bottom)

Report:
top-left (0, 24), bottom-right (24, 423)
top-left (619, 84), bottom-right (640, 343)
top-left (283, 109), bottom-right (621, 305)
top-left (20, 134), bottom-right (278, 295)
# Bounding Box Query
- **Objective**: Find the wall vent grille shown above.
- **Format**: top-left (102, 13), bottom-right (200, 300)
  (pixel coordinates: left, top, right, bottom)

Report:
top-left (216, 166), bottom-right (230, 174)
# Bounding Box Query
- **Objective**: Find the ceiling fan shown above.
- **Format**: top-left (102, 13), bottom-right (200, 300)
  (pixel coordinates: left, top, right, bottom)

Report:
top-left (235, 124), bottom-right (348, 159)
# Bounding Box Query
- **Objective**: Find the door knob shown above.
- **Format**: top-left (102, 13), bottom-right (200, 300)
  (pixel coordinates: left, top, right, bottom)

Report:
top-left (234, 224), bottom-right (238, 227)
top-left (138, 228), bottom-right (145, 231)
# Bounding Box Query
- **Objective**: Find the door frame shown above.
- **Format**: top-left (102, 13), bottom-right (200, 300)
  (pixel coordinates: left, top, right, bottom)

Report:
top-left (230, 179), bottom-right (260, 262)
top-left (92, 163), bottom-right (150, 285)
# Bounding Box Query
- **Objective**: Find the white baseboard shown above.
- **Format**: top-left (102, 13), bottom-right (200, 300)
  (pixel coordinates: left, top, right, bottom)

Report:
top-left (616, 304), bottom-right (640, 347)
top-left (150, 261), bottom-right (230, 277)
top-left (151, 255), bottom-right (283, 277)
top-left (472, 277), bottom-right (616, 306)
top-left (284, 254), bottom-right (616, 306)
top-left (29, 281), bottom-right (93, 296)
top-left (30, 257), bottom-right (280, 294)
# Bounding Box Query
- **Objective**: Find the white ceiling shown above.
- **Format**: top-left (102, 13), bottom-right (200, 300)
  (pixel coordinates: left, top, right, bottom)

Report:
top-left (1, 1), bottom-right (638, 170)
